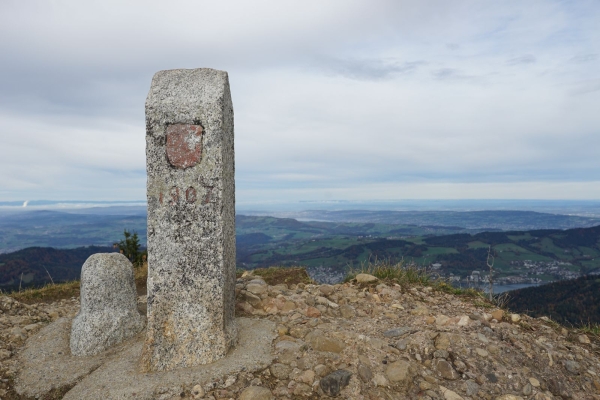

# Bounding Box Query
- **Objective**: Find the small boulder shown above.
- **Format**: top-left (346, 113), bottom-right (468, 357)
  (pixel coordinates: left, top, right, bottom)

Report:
top-left (306, 306), bottom-right (321, 318)
top-left (385, 360), bottom-right (413, 383)
top-left (191, 384), bottom-right (205, 399)
top-left (356, 273), bottom-right (378, 283)
top-left (339, 305), bottom-right (356, 319)
top-left (578, 334), bottom-right (591, 344)
top-left (491, 309), bottom-right (504, 321)
top-left (270, 363), bottom-right (292, 380)
top-left (310, 336), bottom-right (345, 353)
top-left (528, 377), bottom-right (540, 387)
top-left (0, 349), bottom-right (11, 361)
top-left (435, 333), bottom-right (451, 350)
top-left (246, 281), bottom-right (267, 295)
top-left (319, 284), bottom-right (334, 296)
top-left (435, 359), bottom-right (460, 380)
top-left (383, 326), bottom-right (413, 338)
top-left (70, 253), bottom-right (145, 356)
top-left (563, 360), bottom-right (581, 375)
top-left (320, 369), bottom-right (352, 397)
top-left (297, 369), bottom-right (315, 385)
top-left (357, 363), bottom-right (373, 382)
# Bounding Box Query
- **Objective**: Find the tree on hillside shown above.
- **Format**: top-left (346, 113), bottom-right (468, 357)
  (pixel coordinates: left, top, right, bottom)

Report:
top-left (114, 230), bottom-right (146, 268)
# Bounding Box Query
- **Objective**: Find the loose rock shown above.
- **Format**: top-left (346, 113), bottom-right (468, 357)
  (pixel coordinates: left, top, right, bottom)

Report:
top-left (239, 386), bottom-right (273, 400)
top-left (320, 369), bottom-right (352, 397)
top-left (355, 274), bottom-right (378, 283)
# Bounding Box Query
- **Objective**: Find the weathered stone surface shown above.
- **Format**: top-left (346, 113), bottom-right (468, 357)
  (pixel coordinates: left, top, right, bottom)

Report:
top-left (70, 253), bottom-right (144, 356)
top-left (16, 317), bottom-right (274, 400)
top-left (320, 369), bottom-right (352, 397)
top-left (142, 68), bottom-right (237, 371)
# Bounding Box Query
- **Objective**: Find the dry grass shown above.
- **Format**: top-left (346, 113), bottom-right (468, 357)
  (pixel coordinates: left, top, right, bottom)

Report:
top-left (134, 262), bottom-right (148, 294)
top-left (579, 322), bottom-right (600, 337)
top-left (239, 266), bottom-right (313, 286)
top-left (9, 281), bottom-right (81, 304)
top-left (345, 260), bottom-right (490, 303)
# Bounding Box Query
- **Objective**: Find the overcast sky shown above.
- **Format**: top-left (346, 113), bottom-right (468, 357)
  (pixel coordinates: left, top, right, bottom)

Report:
top-left (1, 1), bottom-right (599, 205)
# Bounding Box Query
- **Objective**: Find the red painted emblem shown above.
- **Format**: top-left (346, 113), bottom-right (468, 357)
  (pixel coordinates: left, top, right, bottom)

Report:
top-left (166, 124), bottom-right (203, 169)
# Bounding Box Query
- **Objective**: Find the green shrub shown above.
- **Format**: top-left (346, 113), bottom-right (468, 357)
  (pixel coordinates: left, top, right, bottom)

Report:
top-left (114, 230), bottom-right (146, 268)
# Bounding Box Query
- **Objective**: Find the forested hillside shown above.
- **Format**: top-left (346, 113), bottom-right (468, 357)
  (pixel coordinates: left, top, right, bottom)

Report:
top-left (0, 246), bottom-right (116, 289)
top-left (507, 275), bottom-right (600, 325)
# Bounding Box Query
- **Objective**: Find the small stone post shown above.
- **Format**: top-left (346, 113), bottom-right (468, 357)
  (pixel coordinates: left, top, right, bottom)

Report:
top-left (70, 253), bottom-right (145, 356)
top-left (141, 68), bottom-right (237, 371)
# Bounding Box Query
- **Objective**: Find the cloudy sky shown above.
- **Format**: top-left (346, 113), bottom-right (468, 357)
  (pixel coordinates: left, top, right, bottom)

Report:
top-left (1, 1), bottom-right (599, 205)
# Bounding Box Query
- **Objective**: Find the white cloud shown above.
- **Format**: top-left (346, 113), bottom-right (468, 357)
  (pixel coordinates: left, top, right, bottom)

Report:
top-left (0, 0), bottom-right (599, 202)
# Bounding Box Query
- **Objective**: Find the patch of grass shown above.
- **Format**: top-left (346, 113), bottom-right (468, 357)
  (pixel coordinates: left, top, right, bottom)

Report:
top-left (472, 300), bottom-right (495, 308)
top-left (9, 281), bottom-right (80, 304)
top-left (345, 260), bottom-right (432, 287)
top-left (241, 266), bottom-right (313, 286)
top-left (580, 322), bottom-right (600, 337)
top-left (345, 259), bottom-right (491, 303)
top-left (540, 315), bottom-right (562, 330)
top-left (435, 281), bottom-right (485, 299)
top-left (134, 262), bottom-right (148, 295)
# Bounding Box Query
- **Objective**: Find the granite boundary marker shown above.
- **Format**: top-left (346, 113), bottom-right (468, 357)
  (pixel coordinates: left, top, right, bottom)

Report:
top-left (141, 68), bottom-right (237, 372)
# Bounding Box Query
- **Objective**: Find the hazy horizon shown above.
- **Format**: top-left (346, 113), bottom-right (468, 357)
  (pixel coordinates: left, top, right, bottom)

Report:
top-left (3, 199), bottom-right (600, 218)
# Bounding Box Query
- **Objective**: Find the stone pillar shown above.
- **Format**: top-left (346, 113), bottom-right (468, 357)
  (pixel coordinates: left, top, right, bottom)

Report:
top-left (141, 68), bottom-right (237, 372)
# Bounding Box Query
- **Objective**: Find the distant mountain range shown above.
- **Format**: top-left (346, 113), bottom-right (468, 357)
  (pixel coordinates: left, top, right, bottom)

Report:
top-left (246, 209), bottom-right (600, 231)
top-left (2, 207), bottom-right (600, 254)
top-left (2, 211), bottom-right (600, 290)
top-left (236, 216), bottom-right (600, 284)
top-left (0, 209), bottom-right (146, 254)
top-left (0, 246), bottom-right (116, 289)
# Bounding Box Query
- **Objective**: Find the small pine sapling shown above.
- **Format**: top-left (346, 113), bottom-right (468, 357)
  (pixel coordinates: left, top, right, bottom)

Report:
top-left (114, 230), bottom-right (147, 268)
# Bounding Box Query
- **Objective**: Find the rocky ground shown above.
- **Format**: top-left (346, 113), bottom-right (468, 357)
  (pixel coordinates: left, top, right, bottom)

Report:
top-left (0, 296), bottom-right (79, 399)
top-left (1, 271), bottom-right (600, 399)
